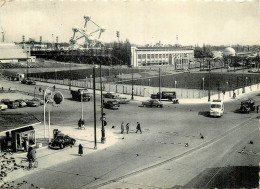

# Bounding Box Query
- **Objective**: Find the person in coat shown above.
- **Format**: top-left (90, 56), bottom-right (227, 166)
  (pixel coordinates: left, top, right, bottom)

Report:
top-left (121, 122), bottom-right (124, 134)
top-left (78, 144), bottom-right (83, 156)
top-left (78, 118), bottom-right (82, 129)
top-left (136, 122), bottom-right (142, 134)
top-left (126, 123), bottom-right (130, 134)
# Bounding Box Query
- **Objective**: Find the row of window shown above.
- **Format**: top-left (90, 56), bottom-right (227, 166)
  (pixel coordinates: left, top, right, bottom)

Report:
top-left (138, 53), bottom-right (191, 59)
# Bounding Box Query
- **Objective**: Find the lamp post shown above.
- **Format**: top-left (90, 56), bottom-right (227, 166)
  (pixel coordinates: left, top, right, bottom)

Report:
top-left (202, 77), bottom-right (205, 91)
top-left (93, 67), bottom-right (97, 149)
top-left (100, 62), bottom-right (105, 143)
top-left (208, 59), bottom-right (211, 102)
top-left (44, 87), bottom-right (52, 140)
top-left (81, 90), bottom-right (84, 120)
top-left (159, 68), bottom-right (161, 102)
top-left (131, 67), bottom-right (134, 100)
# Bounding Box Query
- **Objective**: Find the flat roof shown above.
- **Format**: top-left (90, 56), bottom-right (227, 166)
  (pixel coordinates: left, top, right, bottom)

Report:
top-left (0, 113), bottom-right (41, 133)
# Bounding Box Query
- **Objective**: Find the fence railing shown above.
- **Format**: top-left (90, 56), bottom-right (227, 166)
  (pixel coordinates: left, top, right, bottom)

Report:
top-left (30, 77), bottom-right (226, 99)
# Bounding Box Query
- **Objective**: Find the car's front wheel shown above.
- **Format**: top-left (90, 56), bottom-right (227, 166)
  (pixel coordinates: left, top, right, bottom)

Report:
top-left (71, 140), bottom-right (75, 145)
top-left (60, 144), bottom-right (64, 149)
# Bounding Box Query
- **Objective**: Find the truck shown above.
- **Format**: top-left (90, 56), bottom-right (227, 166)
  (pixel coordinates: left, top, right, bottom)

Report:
top-left (71, 89), bottom-right (91, 102)
top-left (210, 100), bottom-right (224, 117)
top-left (151, 91), bottom-right (176, 101)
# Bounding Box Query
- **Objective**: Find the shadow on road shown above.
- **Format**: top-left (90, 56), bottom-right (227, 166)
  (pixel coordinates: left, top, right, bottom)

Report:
top-left (174, 166), bottom-right (259, 188)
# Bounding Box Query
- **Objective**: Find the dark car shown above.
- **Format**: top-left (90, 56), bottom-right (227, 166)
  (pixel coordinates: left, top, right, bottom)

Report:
top-left (1, 99), bottom-right (10, 105)
top-left (240, 99), bottom-right (255, 113)
top-left (31, 98), bottom-right (44, 105)
top-left (26, 80), bottom-right (36, 85)
top-left (49, 134), bottom-right (76, 149)
top-left (14, 99), bottom-right (27, 107)
top-left (142, 99), bottom-right (163, 108)
top-left (21, 79), bottom-right (27, 84)
top-left (7, 101), bottom-right (19, 109)
top-left (103, 92), bottom-right (117, 99)
top-left (26, 100), bottom-right (40, 107)
top-left (103, 100), bottom-right (120, 110)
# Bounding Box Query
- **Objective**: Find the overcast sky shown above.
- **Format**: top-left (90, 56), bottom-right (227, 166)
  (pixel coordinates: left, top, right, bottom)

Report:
top-left (0, 0), bottom-right (260, 46)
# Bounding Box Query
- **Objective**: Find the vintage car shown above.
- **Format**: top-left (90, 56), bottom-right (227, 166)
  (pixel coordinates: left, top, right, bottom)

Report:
top-left (116, 97), bottom-right (130, 104)
top-left (0, 102), bottom-right (8, 110)
top-left (7, 101), bottom-right (19, 109)
top-left (142, 99), bottom-right (163, 108)
top-left (103, 100), bottom-right (120, 110)
top-left (1, 99), bottom-right (10, 105)
top-left (26, 80), bottom-right (36, 85)
top-left (14, 99), bottom-right (27, 107)
top-left (49, 134), bottom-right (76, 149)
top-left (103, 92), bottom-right (117, 99)
top-left (240, 99), bottom-right (255, 113)
top-left (26, 100), bottom-right (40, 107)
top-left (31, 98), bottom-right (44, 105)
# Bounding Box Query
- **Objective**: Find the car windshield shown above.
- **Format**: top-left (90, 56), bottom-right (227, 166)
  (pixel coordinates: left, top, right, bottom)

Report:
top-left (211, 104), bottom-right (221, 108)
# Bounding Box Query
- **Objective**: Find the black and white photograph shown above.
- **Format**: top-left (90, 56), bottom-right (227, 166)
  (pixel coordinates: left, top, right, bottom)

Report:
top-left (0, 0), bottom-right (260, 188)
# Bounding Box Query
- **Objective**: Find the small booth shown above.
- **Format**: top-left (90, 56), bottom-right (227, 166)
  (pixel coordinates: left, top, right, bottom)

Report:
top-left (0, 114), bottom-right (40, 152)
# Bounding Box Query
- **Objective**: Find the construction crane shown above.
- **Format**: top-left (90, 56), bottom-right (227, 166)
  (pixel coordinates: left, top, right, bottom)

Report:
top-left (69, 16), bottom-right (105, 50)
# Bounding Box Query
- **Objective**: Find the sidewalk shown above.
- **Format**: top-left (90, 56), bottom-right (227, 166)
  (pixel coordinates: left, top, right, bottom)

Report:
top-left (1, 123), bottom-right (119, 185)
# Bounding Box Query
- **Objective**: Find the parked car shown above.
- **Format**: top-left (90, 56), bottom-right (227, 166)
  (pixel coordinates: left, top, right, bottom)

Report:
top-left (103, 92), bottom-right (117, 99)
top-left (14, 99), bottom-right (27, 107)
top-left (49, 134), bottom-right (76, 149)
top-left (26, 80), bottom-right (36, 85)
top-left (1, 99), bottom-right (10, 105)
top-left (26, 100), bottom-right (40, 107)
top-left (31, 98), bottom-right (44, 105)
top-left (0, 102), bottom-right (8, 110)
top-left (142, 99), bottom-right (163, 108)
top-left (116, 97), bottom-right (130, 104)
top-left (21, 79), bottom-right (27, 84)
top-left (7, 101), bottom-right (19, 109)
top-left (240, 99), bottom-right (255, 113)
top-left (103, 100), bottom-right (120, 110)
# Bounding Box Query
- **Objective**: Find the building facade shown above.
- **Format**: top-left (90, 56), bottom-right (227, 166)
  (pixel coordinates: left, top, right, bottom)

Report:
top-left (131, 46), bottom-right (194, 67)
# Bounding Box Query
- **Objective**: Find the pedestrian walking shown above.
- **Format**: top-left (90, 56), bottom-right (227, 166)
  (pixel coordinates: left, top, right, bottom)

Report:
top-left (78, 118), bottom-right (82, 129)
top-left (78, 144), bottom-right (83, 156)
top-left (121, 122), bottom-right (124, 134)
top-left (257, 105), bottom-right (259, 113)
top-left (53, 85), bottom-right (56, 91)
top-left (126, 123), bottom-right (129, 134)
top-left (136, 122), bottom-right (142, 134)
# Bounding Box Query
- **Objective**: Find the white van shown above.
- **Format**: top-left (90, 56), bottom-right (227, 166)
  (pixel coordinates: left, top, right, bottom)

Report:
top-left (210, 100), bottom-right (224, 117)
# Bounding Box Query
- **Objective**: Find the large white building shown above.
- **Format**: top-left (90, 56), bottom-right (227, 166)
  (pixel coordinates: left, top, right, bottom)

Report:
top-left (131, 46), bottom-right (194, 67)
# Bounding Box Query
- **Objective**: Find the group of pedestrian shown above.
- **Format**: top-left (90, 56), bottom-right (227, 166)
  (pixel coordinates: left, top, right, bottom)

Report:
top-left (78, 118), bottom-right (85, 129)
top-left (120, 122), bottom-right (142, 134)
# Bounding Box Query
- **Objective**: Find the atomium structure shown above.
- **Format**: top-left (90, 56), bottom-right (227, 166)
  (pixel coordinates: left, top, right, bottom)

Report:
top-left (69, 16), bottom-right (105, 50)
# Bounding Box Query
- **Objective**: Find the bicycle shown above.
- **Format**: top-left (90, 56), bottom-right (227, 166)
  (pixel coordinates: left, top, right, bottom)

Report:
top-left (20, 158), bottom-right (38, 170)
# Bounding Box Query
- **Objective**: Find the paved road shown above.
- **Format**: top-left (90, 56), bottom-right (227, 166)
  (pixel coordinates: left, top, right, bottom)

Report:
top-left (1, 79), bottom-right (260, 188)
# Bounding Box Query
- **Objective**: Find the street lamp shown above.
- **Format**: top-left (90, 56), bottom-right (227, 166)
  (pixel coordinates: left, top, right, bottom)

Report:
top-left (202, 77), bottom-right (205, 91)
top-left (100, 62), bottom-right (105, 143)
top-left (131, 67), bottom-right (134, 100)
top-left (81, 90), bottom-right (84, 121)
top-left (44, 87), bottom-right (52, 141)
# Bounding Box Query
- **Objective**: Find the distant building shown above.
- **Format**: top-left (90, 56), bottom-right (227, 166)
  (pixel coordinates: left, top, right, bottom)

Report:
top-left (0, 43), bottom-right (33, 63)
top-left (223, 47), bottom-right (236, 57)
top-left (131, 46), bottom-right (194, 67)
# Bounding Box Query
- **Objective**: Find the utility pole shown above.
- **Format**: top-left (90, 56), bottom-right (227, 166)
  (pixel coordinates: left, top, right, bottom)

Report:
top-left (131, 67), bottom-right (134, 100)
top-left (26, 46), bottom-right (29, 79)
top-left (208, 59), bottom-right (211, 102)
top-left (100, 62), bottom-right (105, 143)
top-left (159, 68), bottom-right (161, 102)
top-left (93, 67), bottom-right (97, 149)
